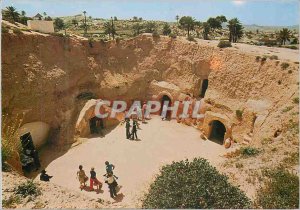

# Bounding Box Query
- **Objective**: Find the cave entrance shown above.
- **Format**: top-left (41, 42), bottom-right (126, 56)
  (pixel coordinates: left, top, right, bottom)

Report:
top-left (209, 120), bottom-right (226, 145)
top-left (89, 116), bottom-right (104, 135)
top-left (200, 79), bottom-right (208, 98)
top-left (161, 95), bottom-right (172, 120)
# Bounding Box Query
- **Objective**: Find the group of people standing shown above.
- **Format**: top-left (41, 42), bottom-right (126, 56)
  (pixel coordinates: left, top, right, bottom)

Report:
top-left (125, 118), bottom-right (139, 140)
top-left (76, 161), bottom-right (119, 198)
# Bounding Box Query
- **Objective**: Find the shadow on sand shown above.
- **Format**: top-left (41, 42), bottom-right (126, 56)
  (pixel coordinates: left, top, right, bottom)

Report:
top-left (27, 124), bottom-right (120, 179)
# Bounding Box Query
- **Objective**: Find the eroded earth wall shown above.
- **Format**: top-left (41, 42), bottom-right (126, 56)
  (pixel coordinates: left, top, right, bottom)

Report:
top-left (2, 32), bottom-right (298, 145)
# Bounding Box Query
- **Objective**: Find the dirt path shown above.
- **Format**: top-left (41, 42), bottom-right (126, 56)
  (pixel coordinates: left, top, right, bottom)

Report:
top-left (37, 116), bottom-right (230, 207)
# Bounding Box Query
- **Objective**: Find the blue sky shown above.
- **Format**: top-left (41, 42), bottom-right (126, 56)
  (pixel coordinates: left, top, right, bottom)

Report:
top-left (2, 0), bottom-right (299, 26)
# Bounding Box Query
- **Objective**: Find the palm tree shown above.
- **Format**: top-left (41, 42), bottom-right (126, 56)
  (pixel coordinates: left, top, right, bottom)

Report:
top-left (278, 28), bottom-right (291, 45)
top-left (227, 18), bottom-right (243, 43)
top-left (179, 16), bottom-right (196, 37)
top-left (175, 15), bottom-right (179, 24)
top-left (202, 22), bottom-right (210, 40)
top-left (21, 10), bottom-right (26, 16)
top-left (83, 11), bottom-right (87, 36)
top-left (104, 18), bottom-right (116, 40)
top-left (43, 12), bottom-right (47, 16)
top-left (4, 6), bottom-right (20, 22)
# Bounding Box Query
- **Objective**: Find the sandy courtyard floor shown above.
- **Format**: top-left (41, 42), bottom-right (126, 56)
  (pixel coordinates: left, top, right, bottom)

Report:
top-left (37, 116), bottom-right (230, 207)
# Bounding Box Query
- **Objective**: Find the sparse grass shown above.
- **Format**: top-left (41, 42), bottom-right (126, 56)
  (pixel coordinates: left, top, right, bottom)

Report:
top-left (240, 146), bottom-right (260, 157)
top-left (50, 32), bottom-right (64, 37)
top-left (169, 33), bottom-right (177, 39)
top-left (255, 56), bottom-right (261, 62)
top-left (88, 37), bottom-right (94, 47)
top-left (281, 62), bottom-right (290, 70)
top-left (277, 80), bottom-right (282, 85)
top-left (217, 40), bottom-right (232, 48)
top-left (235, 162), bottom-right (244, 168)
top-left (13, 28), bottom-right (23, 34)
top-left (187, 35), bottom-right (195, 42)
top-left (2, 114), bottom-right (23, 171)
top-left (33, 201), bottom-right (46, 209)
top-left (223, 149), bottom-right (241, 158)
top-left (269, 55), bottom-right (278, 60)
top-left (282, 106), bottom-right (293, 113)
top-left (15, 180), bottom-right (41, 198)
top-left (21, 28), bottom-right (31, 32)
top-left (261, 56), bottom-right (267, 63)
top-left (288, 69), bottom-right (293, 74)
top-left (2, 195), bottom-right (21, 208)
top-left (288, 119), bottom-right (299, 134)
top-left (152, 31), bottom-right (160, 38)
top-left (236, 109), bottom-right (243, 120)
top-left (282, 151), bottom-right (299, 166)
top-left (275, 60), bottom-right (280, 66)
top-left (262, 137), bottom-right (273, 145)
top-left (256, 168), bottom-right (299, 209)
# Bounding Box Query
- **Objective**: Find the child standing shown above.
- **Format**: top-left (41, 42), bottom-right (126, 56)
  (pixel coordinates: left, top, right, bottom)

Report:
top-left (77, 165), bottom-right (88, 190)
top-left (90, 167), bottom-right (102, 191)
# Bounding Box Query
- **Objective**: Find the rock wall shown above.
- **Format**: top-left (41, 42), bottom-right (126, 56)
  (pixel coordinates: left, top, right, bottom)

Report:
top-left (2, 32), bottom-right (298, 146)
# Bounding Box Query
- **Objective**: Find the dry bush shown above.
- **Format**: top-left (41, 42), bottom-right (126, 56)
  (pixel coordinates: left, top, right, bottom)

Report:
top-left (2, 114), bottom-right (23, 170)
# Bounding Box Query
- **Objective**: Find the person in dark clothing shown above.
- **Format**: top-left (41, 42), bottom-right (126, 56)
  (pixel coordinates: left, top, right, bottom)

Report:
top-left (105, 161), bottom-right (115, 174)
top-left (89, 167), bottom-right (102, 191)
top-left (125, 118), bottom-right (131, 139)
top-left (20, 133), bottom-right (40, 172)
top-left (40, 170), bottom-right (53, 182)
top-left (131, 121), bottom-right (138, 140)
top-left (89, 117), bottom-right (98, 134)
top-left (105, 172), bottom-right (118, 198)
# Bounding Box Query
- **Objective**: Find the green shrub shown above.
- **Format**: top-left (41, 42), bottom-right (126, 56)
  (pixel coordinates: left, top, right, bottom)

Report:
top-left (269, 55), bottom-right (278, 60)
top-left (240, 147), bottom-right (260, 157)
top-left (256, 168), bottom-right (299, 209)
top-left (2, 26), bottom-right (9, 33)
top-left (236, 109), bottom-right (243, 120)
top-left (187, 35), bottom-right (195, 42)
top-left (169, 33), bottom-right (177, 39)
top-left (88, 37), bottom-right (94, 48)
top-left (21, 28), bottom-right (31, 32)
top-left (293, 97), bottom-right (299, 104)
top-left (15, 180), bottom-right (41, 198)
top-left (281, 62), bottom-right (289, 70)
top-left (217, 40), bottom-right (232, 48)
top-left (50, 32), bottom-right (64, 37)
top-left (142, 158), bottom-right (251, 209)
top-left (286, 45), bottom-right (298, 50)
top-left (282, 106), bottom-right (293, 113)
top-left (261, 57), bottom-right (267, 62)
top-left (13, 28), bottom-right (23, 34)
top-left (76, 92), bottom-right (96, 100)
top-left (152, 31), bottom-right (160, 38)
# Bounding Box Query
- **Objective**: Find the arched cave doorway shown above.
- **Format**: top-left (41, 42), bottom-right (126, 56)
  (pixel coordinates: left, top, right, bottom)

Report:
top-left (209, 120), bottom-right (226, 145)
top-left (200, 79), bottom-right (208, 98)
top-left (161, 95), bottom-right (172, 119)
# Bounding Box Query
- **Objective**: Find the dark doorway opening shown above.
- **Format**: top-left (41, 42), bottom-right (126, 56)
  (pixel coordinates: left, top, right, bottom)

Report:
top-left (161, 95), bottom-right (172, 119)
top-left (89, 117), bottom-right (104, 135)
top-left (209, 120), bottom-right (226, 145)
top-left (200, 79), bottom-right (208, 98)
